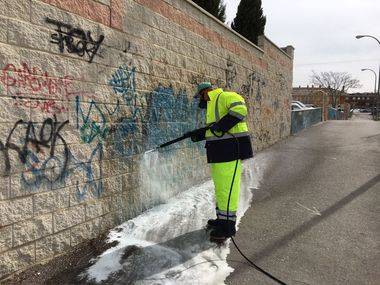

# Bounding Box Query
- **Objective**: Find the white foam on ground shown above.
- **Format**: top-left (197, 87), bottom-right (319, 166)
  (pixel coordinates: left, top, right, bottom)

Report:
top-left (84, 154), bottom-right (268, 284)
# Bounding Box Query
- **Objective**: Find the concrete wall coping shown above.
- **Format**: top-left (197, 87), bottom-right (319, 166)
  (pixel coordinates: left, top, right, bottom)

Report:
top-left (263, 36), bottom-right (293, 59)
top-left (183, 0), bottom-right (293, 60)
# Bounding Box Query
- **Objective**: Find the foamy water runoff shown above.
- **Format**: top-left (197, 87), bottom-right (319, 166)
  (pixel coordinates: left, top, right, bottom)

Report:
top-left (84, 152), bottom-right (269, 284)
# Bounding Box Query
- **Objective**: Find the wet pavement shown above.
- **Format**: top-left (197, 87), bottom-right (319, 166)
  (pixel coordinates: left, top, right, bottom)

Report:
top-left (227, 114), bottom-right (380, 285)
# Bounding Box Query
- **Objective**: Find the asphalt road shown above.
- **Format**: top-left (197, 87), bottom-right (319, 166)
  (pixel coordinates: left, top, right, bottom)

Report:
top-left (227, 115), bottom-right (380, 285)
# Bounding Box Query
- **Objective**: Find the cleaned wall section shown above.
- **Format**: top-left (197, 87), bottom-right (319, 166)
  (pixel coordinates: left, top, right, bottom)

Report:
top-left (0, 0), bottom-right (293, 278)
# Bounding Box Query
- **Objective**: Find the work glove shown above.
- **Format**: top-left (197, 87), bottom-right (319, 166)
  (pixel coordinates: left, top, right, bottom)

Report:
top-left (210, 114), bottom-right (242, 134)
top-left (185, 127), bottom-right (206, 142)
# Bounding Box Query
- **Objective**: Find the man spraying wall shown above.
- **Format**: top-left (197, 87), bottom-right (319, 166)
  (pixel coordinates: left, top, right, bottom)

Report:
top-left (188, 82), bottom-right (253, 243)
top-left (150, 83), bottom-right (287, 284)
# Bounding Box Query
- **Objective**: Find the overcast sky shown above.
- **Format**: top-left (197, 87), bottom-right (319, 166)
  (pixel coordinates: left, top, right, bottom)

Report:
top-left (224, 0), bottom-right (380, 93)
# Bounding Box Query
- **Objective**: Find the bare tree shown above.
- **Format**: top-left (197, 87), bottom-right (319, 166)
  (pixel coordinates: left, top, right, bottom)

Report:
top-left (311, 71), bottom-right (361, 107)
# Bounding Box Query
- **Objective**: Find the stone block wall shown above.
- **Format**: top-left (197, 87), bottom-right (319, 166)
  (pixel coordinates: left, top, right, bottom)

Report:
top-left (0, 0), bottom-right (293, 278)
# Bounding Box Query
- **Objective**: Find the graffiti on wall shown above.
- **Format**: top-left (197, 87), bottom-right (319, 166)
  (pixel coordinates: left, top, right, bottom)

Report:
top-left (75, 64), bottom-right (139, 147)
top-left (273, 98), bottom-right (279, 110)
top-left (46, 17), bottom-right (104, 63)
top-left (0, 115), bottom-right (69, 178)
top-left (255, 76), bottom-right (266, 102)
top-left (22, 139), bottom-right (104, 201)
top-left (107, 65), bottom-right (201, 156)
top-left (240, 72), bottom-right (255, 97)
top-left (0, 114), bottom-right (103, 199)
top-left (240, 71), bottom-right (266, 101)
top-left (189, 74), bottom-right (222, 87)
top-left (277, 72), bottom-right (286, 89)
top-left (225, 58), bottom-right (237, 89)
top-left (189, 74), bottom-right (206, 85)
top-left (122, 40), bottom-right (138, 54)
top-left (0, 63), bottom-right (76, 114)
top-left (271, 73), bottom-right (287, 111)
top-left (0, 61), bottom-right (102, 199)
top-left (143, 85), bottom-right (199, 150)
top-left (76, 97), bottom-right (111, 144)
top-left (191, 58), bottom-right (237, 89)
top-left (70, 143), bottom-right (104, 201)
top-left (0, 58), bottom-right (202, 201)
top-left (76, 64), bottom-right (201, 155)
top-left (109, 64), bottom-right (137, 107)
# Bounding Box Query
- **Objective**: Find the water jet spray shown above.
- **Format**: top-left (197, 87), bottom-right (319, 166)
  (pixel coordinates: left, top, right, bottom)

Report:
top-left (144, 126), bottom-right (210, 155)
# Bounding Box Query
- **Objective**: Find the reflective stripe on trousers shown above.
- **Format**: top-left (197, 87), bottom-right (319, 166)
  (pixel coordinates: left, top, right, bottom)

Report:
top-left (217, 209), bottom-right (237, 221)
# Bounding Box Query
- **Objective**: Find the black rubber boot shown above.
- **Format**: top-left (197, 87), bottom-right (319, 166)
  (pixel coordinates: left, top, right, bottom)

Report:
top-left (207, 219), bottom-right (222, 229)
top-left (206, 207), bottom-right (221, 229)
top-left (209, 220), bottom-right (236, 243)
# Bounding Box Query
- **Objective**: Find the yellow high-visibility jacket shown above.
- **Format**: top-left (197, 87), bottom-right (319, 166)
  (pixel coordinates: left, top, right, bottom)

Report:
top-left (204, 88), bottom-right (253, 163)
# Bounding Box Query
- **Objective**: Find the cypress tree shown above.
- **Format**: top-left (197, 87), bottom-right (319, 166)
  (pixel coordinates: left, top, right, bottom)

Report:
top-left (231, 0), bottom-right (266, 45)
top-left (192, 0), bottom-right (226, 22)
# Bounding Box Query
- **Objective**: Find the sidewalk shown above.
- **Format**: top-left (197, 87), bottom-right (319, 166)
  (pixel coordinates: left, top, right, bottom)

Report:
top-left (227, 117), bottom-right (380, 284)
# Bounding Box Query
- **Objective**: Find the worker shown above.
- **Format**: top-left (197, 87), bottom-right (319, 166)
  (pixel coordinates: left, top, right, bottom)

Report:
top-left (189, 82), bottom-right (253, 243)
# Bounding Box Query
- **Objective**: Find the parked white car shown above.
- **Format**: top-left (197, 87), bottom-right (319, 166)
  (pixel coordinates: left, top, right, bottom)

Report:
top-left (292, 101), bottom-right (314, 110)
top-left (291, 102), bottom-right (303, 110)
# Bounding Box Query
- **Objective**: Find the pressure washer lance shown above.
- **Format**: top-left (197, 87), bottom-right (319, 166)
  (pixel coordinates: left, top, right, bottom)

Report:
top-left (144, 126), bottom-right (210, 154)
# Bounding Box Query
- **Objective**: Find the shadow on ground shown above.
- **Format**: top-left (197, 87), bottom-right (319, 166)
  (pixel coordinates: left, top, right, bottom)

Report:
top-left (232, 174), bottom-right (380, 277)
